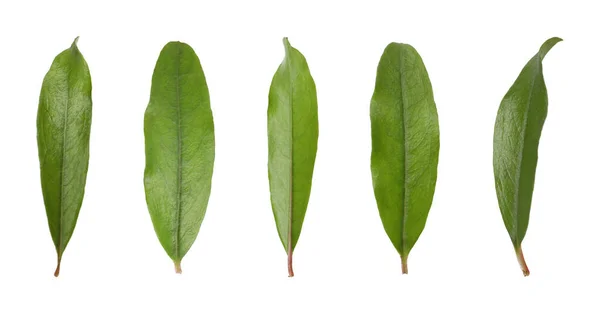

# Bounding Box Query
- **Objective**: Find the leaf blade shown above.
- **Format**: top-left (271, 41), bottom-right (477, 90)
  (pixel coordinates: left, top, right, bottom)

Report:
top-left (37, 37), bottom-right (93, 276)
top-left (144, 41), bottom-right (215, 273)
top-left (268, 38), bottom-right (319, 276)
top-left (493, 37), bottom-right (561, 276)
top-left (370, 43), bottom-right (440, 274)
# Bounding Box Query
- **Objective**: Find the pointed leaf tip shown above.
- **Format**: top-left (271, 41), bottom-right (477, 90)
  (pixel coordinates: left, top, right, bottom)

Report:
top-left (71, 36), bottom-right (80, 48)
top-left (282, 37), bottom-right (292, 55)
top-left (538, 37), bottom-right (562, 60)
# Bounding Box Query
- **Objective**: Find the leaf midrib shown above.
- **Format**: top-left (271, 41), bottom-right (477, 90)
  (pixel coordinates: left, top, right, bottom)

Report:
top-left (512, 57), bottom-right (541, 243)
top-left (397, 48), bottom-right (409, 255)
top-left (174, 43), bottom-right (183, 260)
top-left (285, 51), bottom-right (294, 254)
top-left (57, 57), bottom-right (73, 255)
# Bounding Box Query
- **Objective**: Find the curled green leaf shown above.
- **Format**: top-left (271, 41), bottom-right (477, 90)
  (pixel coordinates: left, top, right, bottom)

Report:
top-left (370, 42), bottom-right (440, 274)
top-left (268, 38), bottom-right (319, 277)
top-left (493, 37), bottom-right (562, 276)
top-left (37, 37), bottom-right (93, 277)
top-left (144, 41), bottom-right (215, 273)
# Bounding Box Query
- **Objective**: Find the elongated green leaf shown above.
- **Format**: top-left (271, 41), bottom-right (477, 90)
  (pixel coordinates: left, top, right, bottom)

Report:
top-left (144, 41), bottom-right (214, 273)
top-left (493, 37), bottom-right (562, 276)
top-left (370, 43), bottom-right (439, 274)
top-left (37, 37), bottom-right (92, 277)
top-left (268, 38), bottom-right (318, 277)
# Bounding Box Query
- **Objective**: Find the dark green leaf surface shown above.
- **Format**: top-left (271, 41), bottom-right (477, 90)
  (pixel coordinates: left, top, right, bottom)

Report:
top-left (144, 41), bottom-right (214, 273)
top-left (370, 43), bottom-right (439, 274)
top-left (37, 37), bottom-right (92, 277)
top-left (493, 37), bottom-right (562, 276)
top-left (268, 38), bottom-right (318, 277)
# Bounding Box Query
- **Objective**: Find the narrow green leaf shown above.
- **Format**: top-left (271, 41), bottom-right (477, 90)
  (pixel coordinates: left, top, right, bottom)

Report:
top-left (144, 41), bottom-right (215, 273)
top-left (370, 43), bottom-right (440, 274)
top-left (493, 37), bottom-right (562, 276)
top-left (268, 38), bottom-right (319, 277)
top-left (37, 36), bottom-right (92, 277)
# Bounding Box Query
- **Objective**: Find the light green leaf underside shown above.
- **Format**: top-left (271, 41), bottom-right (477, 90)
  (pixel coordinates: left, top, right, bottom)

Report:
top-left (493, 37), bottom-right (562, 248)
top-left (267, 38), bottom-right (319, 253)
top-left (37, 37), bottom-right (92, 275)
top-left (370, 43), bottom-right (440, 261)
top-left (144, 41), bottom-right (215, 267)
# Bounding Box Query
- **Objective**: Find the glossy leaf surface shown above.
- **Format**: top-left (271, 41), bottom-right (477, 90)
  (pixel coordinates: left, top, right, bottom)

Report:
top-left (144, 41), bottom-right (215, 273)
top-left (268, 38), bottom-right (319, 277)
top-left (493, 37), bottom-right (562, 276)
top-left (370, 43), bottom-right (439, 274)
top-left (37, 37), bottom-right (92, 277)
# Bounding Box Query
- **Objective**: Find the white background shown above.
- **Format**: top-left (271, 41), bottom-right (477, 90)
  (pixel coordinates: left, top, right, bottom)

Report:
top-left (0, 0), bottom-right (598, 313)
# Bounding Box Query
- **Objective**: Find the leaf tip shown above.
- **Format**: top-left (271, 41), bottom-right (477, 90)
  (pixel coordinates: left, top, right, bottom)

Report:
top-left (174, 261), bottom-right (182, 274)
top-left (538, 37), bottom-right (562, 60)
top-left (71, 36), bottom-right (80, 48)
top-left (282, 37), bottom-right (294, 56)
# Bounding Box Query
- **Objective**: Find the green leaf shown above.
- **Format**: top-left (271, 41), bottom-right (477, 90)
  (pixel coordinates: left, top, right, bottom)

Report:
top-left (144, 41), bottom-right (215, 273)
top-left (370, 43), bottom-right (440, 274)
top-left (493, 37), bottom-right (562, 276)
top-left (268, 38), bottom-right (319, 277)
top-left (37, 37), bottom-right (92, 277)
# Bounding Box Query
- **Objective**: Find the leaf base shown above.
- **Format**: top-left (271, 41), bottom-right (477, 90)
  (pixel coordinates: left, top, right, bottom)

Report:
top-left (515, 246), bottom-right (530, 277)
top-left (174, 261), bottom-right (182, 274)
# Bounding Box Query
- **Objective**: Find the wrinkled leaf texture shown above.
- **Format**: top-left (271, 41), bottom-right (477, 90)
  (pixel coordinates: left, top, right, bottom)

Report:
top-left (37, 37), bottom-right (92, 277)
top-left (493, 37), bottom-right (562, 276)
top-left (268, 38), bottom-right (318, 277)
top-left (144, 41), bottom-right (215, 273)
top-left (370, 42), bottom-right (439, 274)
